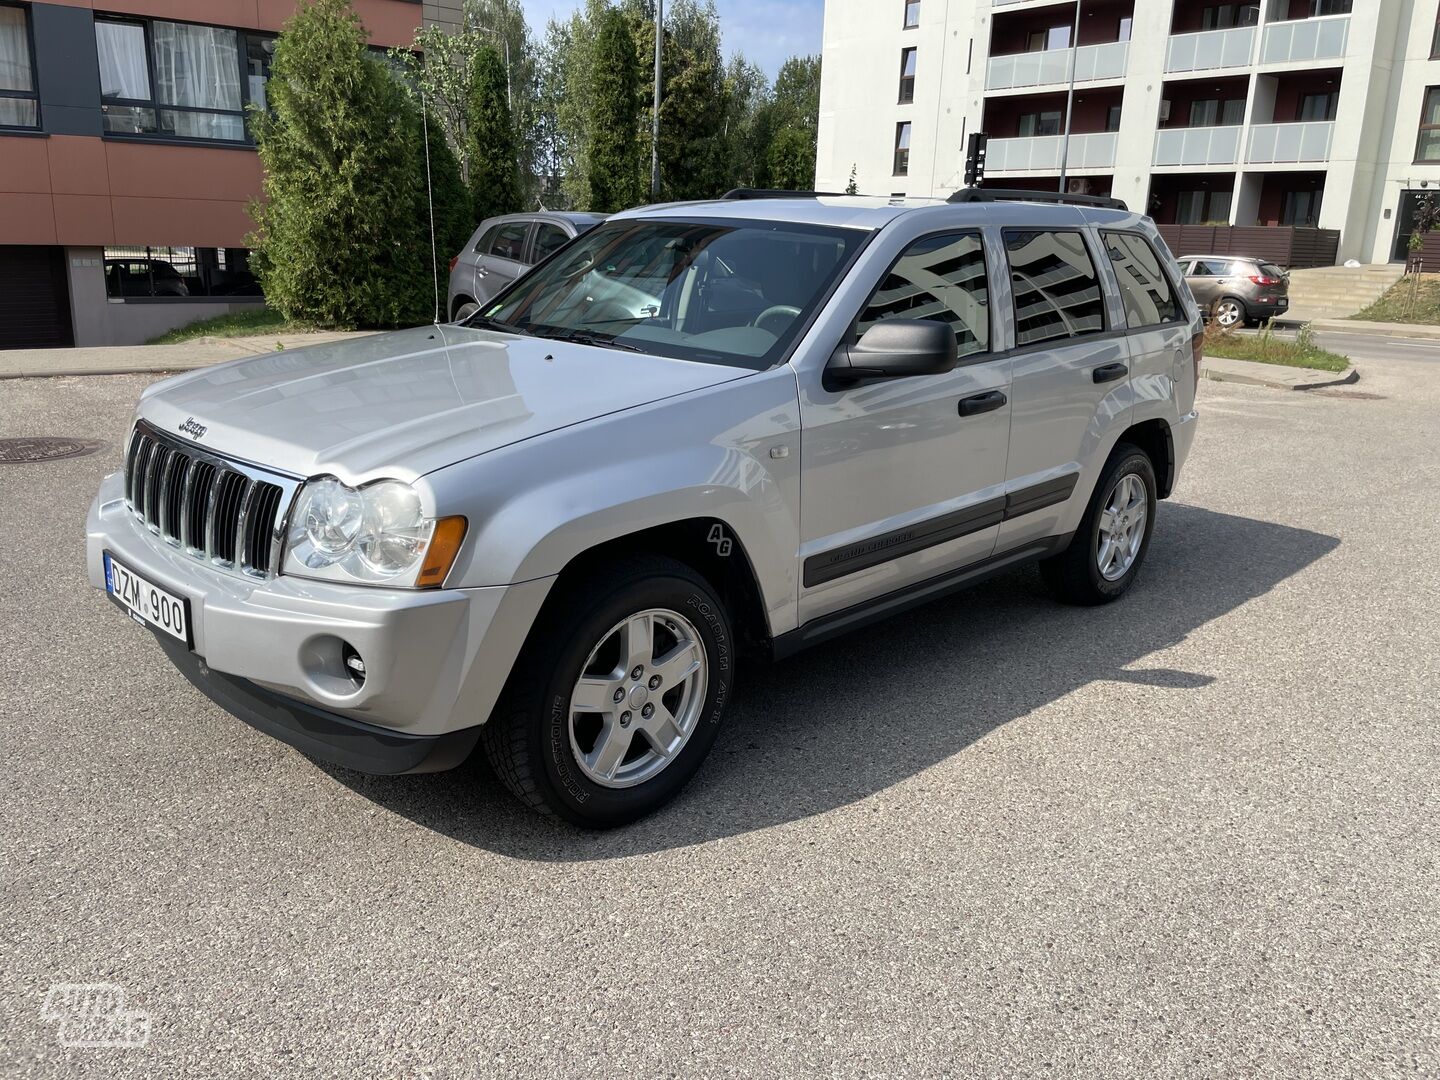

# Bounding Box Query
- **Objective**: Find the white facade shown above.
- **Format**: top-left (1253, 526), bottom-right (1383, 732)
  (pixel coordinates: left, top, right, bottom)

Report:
top-left (816, 0), bottom-right (1440, 264)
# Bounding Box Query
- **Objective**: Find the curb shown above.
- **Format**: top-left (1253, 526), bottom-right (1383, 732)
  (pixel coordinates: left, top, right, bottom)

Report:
top-left (1272, 316), bottom-right (1440, 341)
top-left (1202, 361), bottom-right (1358, 392)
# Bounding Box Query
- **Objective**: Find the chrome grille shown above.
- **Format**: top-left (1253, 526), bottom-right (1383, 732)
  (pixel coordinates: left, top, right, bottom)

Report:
top-left (123, 422), bottom-right (300, 578)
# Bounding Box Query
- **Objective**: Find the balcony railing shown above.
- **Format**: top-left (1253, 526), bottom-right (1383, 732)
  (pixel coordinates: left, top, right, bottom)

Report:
top-left (1153, 125), bottom-right (1242, 167)
top-left (986, 132), bottom-right (1119, 172)
top-left (986, 41), bottom-right (1129, 91)
top-left (1246, 120), bottom-right (1334, 164)
top-left (1260, 14), bottom-right (1349, 65)
top-left (1164, 26), bottom-right (1257, 73)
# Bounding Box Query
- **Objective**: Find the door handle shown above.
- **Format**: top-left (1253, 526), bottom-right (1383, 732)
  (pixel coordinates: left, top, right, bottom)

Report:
top-left (958, 390), bottom-right (1007, 417)
top-left (1093, 363), bottom-right (1128, 384)
top-left (476, 267), bottom-right (489, 278)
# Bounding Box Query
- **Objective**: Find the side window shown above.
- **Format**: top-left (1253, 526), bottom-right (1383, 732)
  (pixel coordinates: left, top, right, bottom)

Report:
top-left (1003, 229), bottom-right (1106, 347)
top-left (490, 221), bottom-right (530, 262)
top-left (1103, 232), bottom-right (1179, 328)
top-left (1196, 258), bottom-right (1230, 276)
top-left (855, 231), bottom-right (990, 359)
top-left (533, 223), bottom-right (570, 262)
top-left (473, 225), bottom-right (499, 254)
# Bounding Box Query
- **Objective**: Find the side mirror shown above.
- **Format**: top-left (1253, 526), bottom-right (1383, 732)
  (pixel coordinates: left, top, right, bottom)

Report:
top-left (824, 319), bottom-right (959, 389)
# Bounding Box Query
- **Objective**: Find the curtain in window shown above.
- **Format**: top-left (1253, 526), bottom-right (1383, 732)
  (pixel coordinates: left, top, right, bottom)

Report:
top-left (96, 21), bottom-right (150, 99)
top-left (0, 7), bottom-right (33, 92)
top-left (152, 22), bottom-right (241, 111)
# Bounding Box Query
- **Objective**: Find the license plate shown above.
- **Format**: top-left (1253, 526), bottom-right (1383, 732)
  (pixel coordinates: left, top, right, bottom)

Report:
top-left (104, 552), bottom-right (191, 645)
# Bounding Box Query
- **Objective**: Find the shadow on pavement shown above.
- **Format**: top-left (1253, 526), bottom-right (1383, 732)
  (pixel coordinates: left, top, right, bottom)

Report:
top-left (330, 504), bottom-right (1339, 858)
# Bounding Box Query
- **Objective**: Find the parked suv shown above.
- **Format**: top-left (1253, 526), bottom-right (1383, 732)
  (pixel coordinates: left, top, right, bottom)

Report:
top-left (87, 191), bottom-right (1201, 828)
top-left (447, 211), bottom-right (606, 321)
top-left (1180, 255), bottom-right (1289, 328)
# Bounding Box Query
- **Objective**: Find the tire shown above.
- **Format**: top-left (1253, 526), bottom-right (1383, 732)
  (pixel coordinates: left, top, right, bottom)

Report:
top-left (452, 299), bottom-right (480, 322)
top-left (1212, 296), bottom-right (1246, 329)
top-left (1040, 444), bottom-right (1157, 606)
top-left (481, 555), bottom-right (735, 828)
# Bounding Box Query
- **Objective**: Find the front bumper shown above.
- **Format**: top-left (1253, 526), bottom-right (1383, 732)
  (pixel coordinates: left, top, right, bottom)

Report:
top-left (87, 471), bottom-right (554, 767)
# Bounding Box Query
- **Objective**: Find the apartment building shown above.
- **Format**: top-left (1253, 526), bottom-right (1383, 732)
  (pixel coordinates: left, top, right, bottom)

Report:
top-left (817, 0), bottom-right (1440, 267)
top-left (0, 0), bottom-right (460, 348)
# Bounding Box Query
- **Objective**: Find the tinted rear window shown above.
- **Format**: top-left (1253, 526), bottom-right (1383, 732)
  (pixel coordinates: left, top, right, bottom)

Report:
top-left (1103, 232), bottom-right (1178, 328)
top-left (1004, 230), bottom-right (1106, 347)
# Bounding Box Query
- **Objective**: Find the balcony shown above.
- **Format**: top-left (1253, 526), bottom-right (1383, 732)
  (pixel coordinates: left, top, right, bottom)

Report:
top-left (986, 41), bottom-right (1130, 91)
top-left (1154, 126), bottom-right (1242, 167)
top-left (1260, 15), bottom-right (1349, 66)
top-left (1165, 26), bottom-right (1257, 74)
top-left (1246, 121), bottom-right (1334, 164)
top-left (987, 132), bottom-right (1119, 172)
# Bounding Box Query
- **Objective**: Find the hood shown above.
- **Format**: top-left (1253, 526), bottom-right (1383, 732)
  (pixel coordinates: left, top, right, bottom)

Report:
top-left (137, 325), bottom-right (749, 483)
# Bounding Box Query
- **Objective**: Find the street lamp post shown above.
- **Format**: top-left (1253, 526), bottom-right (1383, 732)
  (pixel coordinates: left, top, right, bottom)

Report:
top-left (651, 0), bottom-right (663, 201)
top-left (1057, 0), bottom-right (1082, 194)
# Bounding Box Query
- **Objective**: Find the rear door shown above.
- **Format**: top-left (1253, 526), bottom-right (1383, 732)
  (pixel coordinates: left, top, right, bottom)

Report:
top-left (476, 219), bottom-right (534, 302)
top-left (1188, 257), bottom-right (1232, 312)
top-left (993, 226), bottom-right (1130, 553)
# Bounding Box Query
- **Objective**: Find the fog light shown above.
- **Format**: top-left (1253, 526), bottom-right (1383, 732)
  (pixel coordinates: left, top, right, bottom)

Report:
top-left (342, 643), bottom-right (366, 686)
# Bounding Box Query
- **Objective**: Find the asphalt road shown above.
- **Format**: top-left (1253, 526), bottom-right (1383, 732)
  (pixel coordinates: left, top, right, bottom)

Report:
top-left (2, 347), bottom-right (1437, 1078)
top-left (1261, 325), bottom-right (1440, 365)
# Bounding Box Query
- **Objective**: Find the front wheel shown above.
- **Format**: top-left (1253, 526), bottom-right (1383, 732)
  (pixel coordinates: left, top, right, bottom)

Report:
top-left (1212, 296), bottom-right (1245, 329)
top-left (1040, 445), bottom-right (1157, 606)
top-left (482, 556), bottom-right (735, 828)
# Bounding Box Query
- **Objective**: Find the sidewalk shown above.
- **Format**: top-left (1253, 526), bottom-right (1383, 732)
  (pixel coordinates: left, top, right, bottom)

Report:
top-left (0, 331), bottom-right (375, 380)
top-left (1202, 354), bottom-right (1358, 391)
top-left (1272, 314), bottom-right (1440, 340)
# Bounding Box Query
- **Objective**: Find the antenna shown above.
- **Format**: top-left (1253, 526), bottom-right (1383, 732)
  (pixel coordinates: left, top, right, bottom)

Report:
top-left (419, 78), bottom-right (440, 325)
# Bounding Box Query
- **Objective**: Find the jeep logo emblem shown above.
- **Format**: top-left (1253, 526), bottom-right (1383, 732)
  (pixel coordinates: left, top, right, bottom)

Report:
top-left (178, 417), bottom-right (207, 441)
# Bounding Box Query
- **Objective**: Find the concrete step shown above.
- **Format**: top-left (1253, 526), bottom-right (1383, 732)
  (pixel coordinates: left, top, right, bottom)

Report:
top-left (1280, 265), bottom-right (1404, 317)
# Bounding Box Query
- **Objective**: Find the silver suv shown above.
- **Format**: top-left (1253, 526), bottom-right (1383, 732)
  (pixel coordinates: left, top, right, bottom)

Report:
top-left (87, 191), bottom-right (1201, 828)
top-left (447, 211), bottom-right (605, 321)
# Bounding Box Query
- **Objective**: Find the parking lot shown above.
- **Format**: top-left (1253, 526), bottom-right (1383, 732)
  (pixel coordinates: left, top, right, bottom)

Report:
top-left (2, 354), bottom-right (1437, 1077)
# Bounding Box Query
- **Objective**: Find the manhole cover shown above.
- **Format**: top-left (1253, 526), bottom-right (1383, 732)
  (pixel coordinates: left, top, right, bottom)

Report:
top-left (0, 437), bottom-right (103, 464)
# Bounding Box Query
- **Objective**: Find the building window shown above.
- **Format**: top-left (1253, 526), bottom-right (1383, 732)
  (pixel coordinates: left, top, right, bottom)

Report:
top-left (893, 121), bottom-right (911, 175)
top-left (96, 17), bottom-right (275, 143)
top-left (1176, 189), bottom-right (1232, 224)
top-left (856, 232), bottom-right (990, 358)
top-left (1189, 99), bottom-right (1246, 126)
top-left (0, 4), bottom-right (38, 128)
top-left (1106, 104), bottom-right (1122, 132)
top-left (1004, 230), bottom-right (1106, 346)
top-left (1307, 0), bottom-right (1350, 15)
top-left (1201, 4), bottom-right (1259, 29)
top-left (1417, 87), bottom-right (1440, 162)
top-left (898, 47), bottom-right (916, 104)
top-left (1027, 25), bottom-right (1072, 52)
top-left (904, 0), bottom-right (920, 29)
top-left (1118, 16), bottom-right (1133, 41)
top-left (1018, 110), bottom-right (1062, 137)
top-left (1298, 91), bottom-right (1338, 121)
top-left (1281, 189), bottom-right (1322, 226)
top-left (1432, 9), bottom-right (1440, 59)
top-left (1104, 232), bottom-right (1179, 328)
top-left (103, 246), bottom-right (261, 299)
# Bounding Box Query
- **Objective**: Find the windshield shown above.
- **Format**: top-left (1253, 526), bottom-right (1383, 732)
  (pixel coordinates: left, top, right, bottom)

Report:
top-left (477, 218), bottom-right (867, 370)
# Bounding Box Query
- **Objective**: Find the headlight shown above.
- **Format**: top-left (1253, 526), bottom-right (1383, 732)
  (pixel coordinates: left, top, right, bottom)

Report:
top-left (283, 477), bottom-right (466, 588)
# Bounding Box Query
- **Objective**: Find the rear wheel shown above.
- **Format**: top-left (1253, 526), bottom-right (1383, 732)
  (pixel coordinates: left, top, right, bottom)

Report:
top-left (1212, 296), bottom-right (1245, 329)
top-left (482, 556), bottom-right (734, 828)
top-left (1040, 444), bottom-right (1157, 606)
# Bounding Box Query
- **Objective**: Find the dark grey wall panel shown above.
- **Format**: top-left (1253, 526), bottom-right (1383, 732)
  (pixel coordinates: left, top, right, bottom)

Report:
top-left (30, 2), bottom-right (102, 137)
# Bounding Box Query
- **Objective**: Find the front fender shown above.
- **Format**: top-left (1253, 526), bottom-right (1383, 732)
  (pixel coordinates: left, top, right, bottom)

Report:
top-left (424, 369), bottom-right (803, 636)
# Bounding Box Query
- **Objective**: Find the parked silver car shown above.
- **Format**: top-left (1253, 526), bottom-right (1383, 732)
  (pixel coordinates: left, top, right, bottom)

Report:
top-left (87, 192), bottom-right (1201, 827)
top-left (1179, 254), bottom-right (1289, 328)
top-left (447, 211), bottom-right (605, 321)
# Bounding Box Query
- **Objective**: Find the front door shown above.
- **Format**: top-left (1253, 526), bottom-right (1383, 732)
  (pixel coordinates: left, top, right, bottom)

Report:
top-left (797, 230), bottom-right (1012, 623)
top-left (476, 219), bottom-right (534, 302)
top-left (1392, 190), bottom-right (1432, 264)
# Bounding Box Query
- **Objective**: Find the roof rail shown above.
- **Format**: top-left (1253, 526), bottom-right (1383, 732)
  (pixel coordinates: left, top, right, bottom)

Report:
top-left (720, 188), bottom-right (853, 200)
top-left (947, 187), bottom-right (1129, 212)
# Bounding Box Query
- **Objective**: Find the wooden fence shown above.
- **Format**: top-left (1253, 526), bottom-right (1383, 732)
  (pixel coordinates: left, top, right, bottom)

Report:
top-left (1154, 226), bottom-right (1340, 269)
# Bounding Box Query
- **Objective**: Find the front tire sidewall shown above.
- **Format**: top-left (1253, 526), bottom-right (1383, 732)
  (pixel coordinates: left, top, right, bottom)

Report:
top-left (1083, 452), bottom-right (1157, 601)
top-left (1213, 298), bottom-right (1245, 329)
top-left (535, 575), bottom-right (734, 827)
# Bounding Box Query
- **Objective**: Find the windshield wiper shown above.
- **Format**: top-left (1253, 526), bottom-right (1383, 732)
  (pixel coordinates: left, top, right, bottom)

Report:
top-left (532, 327), bottom-right (646, 353)
top-left (462, 313), bottom-right (532, 336)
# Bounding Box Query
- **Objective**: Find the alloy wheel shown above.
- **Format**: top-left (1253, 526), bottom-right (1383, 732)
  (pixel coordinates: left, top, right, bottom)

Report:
top-left (1096, 472), bottom-right (1148, 581)
top-left (567, 608), bottom-right (708, 789)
